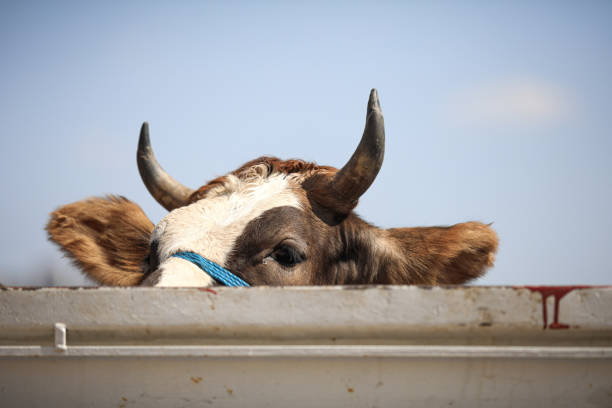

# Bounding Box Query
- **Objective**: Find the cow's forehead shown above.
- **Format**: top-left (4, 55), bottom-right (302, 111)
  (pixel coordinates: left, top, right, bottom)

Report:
top-left (151, 171), bottom-right (303, 268)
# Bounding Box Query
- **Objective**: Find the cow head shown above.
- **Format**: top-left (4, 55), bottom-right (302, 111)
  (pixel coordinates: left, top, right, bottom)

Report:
top-left (47, 90), bottom-right (498, 287)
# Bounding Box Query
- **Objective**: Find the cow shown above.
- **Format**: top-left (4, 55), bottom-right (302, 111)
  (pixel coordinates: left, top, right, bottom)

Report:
top-left (46, 90), bottom-right (498, 287)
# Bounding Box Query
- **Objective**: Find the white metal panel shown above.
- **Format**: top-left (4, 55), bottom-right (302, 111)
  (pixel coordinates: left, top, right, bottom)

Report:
top-left (0, 286), bottom-right (611, 407)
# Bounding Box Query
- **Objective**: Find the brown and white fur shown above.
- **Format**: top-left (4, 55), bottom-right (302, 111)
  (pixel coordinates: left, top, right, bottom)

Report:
top-left (46, 90), bottom-right (498, 287)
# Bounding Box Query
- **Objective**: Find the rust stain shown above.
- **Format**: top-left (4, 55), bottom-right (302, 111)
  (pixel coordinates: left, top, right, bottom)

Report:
top-left (121, 397), bottom-right (128, 401)
top-left (226, 388), bottom-right (233, 395)
top-left (347, 387), bottom-right (354, 393)
top-left (190, 376), bottom-right (203, 384)
top-left (525, 286), bottom-right (591, 329)
top-left (199, 288), bottom-right (217, 295)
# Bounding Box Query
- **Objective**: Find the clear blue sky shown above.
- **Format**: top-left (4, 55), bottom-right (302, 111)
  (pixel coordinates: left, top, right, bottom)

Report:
top-left (1, 1), bottom-right (611, 285)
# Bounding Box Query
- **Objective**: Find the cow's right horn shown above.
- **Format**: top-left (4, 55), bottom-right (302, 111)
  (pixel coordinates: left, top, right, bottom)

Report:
top-left (308, 89), bottom-right (385, 216)
top-left (137, 122), bottom-right (194, 211)
top-left (312, 89), bottom-right (385, 215)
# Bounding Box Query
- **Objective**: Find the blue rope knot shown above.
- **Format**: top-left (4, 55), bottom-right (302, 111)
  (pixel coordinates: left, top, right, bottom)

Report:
top-left (172, 251), bottom-right (250, 287)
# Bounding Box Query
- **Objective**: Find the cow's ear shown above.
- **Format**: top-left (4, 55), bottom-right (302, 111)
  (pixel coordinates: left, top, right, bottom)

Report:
top-left (384, 222), bottom-right (498, 284)
top-left (46, 196), bottom-right (154, 286)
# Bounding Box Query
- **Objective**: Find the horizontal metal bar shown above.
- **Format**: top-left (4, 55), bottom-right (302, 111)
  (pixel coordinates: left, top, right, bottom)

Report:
top-left (3, 287), bottom-right (612, 334)
top-left (1, 345), bottom-right (611, 359)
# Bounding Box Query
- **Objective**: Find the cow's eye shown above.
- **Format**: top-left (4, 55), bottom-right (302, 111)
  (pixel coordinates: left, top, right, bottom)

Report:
top-left (270, 245), bottom-right (305, 268)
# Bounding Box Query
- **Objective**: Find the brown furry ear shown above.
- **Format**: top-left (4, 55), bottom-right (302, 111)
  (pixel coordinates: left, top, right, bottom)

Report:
top-left (385, 222), bottom-right (498, 284)
top-left (46, 196), bottom-right (154, 286)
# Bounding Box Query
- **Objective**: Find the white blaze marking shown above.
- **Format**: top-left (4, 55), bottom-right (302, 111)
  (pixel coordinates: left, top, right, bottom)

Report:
top-left (141, 257), bottom-right (215, 287)
top-left (147, 172), bottom-right (301, 287)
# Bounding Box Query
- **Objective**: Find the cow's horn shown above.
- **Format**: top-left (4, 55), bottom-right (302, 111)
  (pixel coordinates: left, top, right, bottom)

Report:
top-left (137, 122), bottom-right (194, 211)
top-left (330, 89), bottom-right (385, 211)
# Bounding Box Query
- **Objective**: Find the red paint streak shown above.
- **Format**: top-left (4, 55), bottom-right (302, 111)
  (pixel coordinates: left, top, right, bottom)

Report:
top-left (199, 288), bottom-right (217, 295)
top-left (525, 286), bottom-right (591, 330)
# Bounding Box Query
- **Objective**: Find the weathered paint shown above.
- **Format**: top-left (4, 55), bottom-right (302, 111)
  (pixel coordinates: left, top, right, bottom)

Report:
top-left (199, 287), bottom-right (217, 295)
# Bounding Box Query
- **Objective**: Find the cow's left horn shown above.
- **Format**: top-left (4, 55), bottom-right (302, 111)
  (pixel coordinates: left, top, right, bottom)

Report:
top-left (137, 122), bottom-right (194, 211)
top-left (328, 89), bottom-right (385, 213)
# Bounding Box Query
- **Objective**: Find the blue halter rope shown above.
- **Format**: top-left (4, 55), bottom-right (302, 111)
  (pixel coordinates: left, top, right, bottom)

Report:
top-left (172, 251), bottom-right (250, 287)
